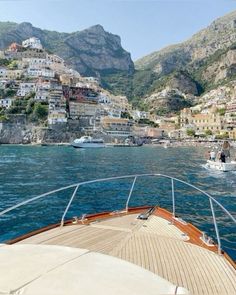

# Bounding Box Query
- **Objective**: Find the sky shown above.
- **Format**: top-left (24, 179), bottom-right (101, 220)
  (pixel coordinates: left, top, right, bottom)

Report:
top-left (0, 0), bottom-right (235, 60)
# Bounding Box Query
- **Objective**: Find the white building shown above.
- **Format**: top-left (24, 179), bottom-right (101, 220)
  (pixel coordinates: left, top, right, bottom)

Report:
top-left (107, 109), bottom-right (121, 118)
top-left (17, 82), bottom-right (36, 97)
top-left (35, 88), bottom-right (50, 101)
top-left (34, 81), bottom-right (51, 101)
top-left (22, 58), bottom-right (49, 68)
top-left (98, 94), bottom-right (111, 104)
top-left (48, 89), bottom-right (67, 124)
top-left (46, 54), bottom-right (64, 64)
top-left (0, 98), bottom-right (13, 109)
top-left (41, 68), bottom-right (55, 78)
top-left (27, 67), bottom-right (55, 78)
top-left (22, 37), bottom-right (43, 50)
top-left (0, 67), bottom-right (7, 76)
top-left (131, 110), bottom-right (149, 120)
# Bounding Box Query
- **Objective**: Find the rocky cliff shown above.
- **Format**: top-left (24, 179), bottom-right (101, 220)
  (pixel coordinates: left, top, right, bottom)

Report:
top-left (128, 10), bottom-right (236, 114)
top-left (0, 22), bottom-right (134, 76)
top-left (1, 10), bottom-right (236, 115)
top-left (135, 11), bottom-right (236, 73)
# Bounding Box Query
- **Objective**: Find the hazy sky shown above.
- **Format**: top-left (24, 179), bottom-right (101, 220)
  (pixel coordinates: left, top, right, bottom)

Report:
top-left (0, 0), bottom-right (235, 60)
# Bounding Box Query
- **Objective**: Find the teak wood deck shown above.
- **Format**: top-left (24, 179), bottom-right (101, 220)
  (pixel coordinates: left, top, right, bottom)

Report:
top-left (9, 207), bottom-right (236, 295)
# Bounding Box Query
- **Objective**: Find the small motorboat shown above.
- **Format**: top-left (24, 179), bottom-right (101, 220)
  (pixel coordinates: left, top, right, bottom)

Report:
top-left (206, 160), bottom-right (236, 172)
top-left (71, 136), bottom-right (105, 148)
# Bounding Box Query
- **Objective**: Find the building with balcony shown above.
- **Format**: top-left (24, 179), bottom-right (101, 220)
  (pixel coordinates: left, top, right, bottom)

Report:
top-left (17, 82), bottom-right (36, 97)
top-left (180, 108), bottom-right (224, 134)
top-left (27, 67), bottom-right (55, 78)
top-left (101, 117), bottom-right (133, 137)
top-left (69, 100), bottom-right (98, 120)
top-left (48, 89), bottom-right (67, 125)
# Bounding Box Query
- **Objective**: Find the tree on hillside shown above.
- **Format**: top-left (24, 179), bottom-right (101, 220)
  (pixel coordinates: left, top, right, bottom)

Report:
top-left (205, 129), bottom-right (213, 136)
top-left (8, 60), bottom-right (18, 70)
top-left (0, 59), bottom-right (10, 67)
top-left (121, 111), bottom-right (133, 119)
top-left (186, 129), bottom-right (195, 137)
top-left (217, 108), bottom-right (226, 116)
top-left (33, 103), bottom-right (48, 121)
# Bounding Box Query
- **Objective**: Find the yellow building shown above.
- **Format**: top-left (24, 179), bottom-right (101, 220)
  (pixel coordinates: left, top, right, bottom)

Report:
top-left (0, 69), bottom-right (23, 79)
top-left (228, 128), bottom-right (236, 140)
top-left (180, 108), bottom-right (224, 134)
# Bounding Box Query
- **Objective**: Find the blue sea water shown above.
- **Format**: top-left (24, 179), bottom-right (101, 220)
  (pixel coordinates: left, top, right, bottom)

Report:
top-left (0, 145), bottom-right (235, 259)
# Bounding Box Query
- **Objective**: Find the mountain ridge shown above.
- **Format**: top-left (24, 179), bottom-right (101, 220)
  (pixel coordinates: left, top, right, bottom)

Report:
top-left (1, 11), bottom-right (236, 115)
top-left (0, 21), bottom-right (134, 77)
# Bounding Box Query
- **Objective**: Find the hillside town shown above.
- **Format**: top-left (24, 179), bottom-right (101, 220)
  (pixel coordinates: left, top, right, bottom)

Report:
top-left (0, 37), bottom-right (236, 144)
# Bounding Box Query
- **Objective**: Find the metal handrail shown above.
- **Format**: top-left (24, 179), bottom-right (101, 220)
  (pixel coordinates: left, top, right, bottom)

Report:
top-left (0, 173), bottom-right (235, 255)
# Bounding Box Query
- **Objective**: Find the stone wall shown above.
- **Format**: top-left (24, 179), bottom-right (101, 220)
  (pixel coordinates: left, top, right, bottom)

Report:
top-left (0, 121), bottom-right (83, 144)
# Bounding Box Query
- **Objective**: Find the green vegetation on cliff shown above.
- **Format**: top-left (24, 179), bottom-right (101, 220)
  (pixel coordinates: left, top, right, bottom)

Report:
top-left (3, 98), bottom-right (48, 124)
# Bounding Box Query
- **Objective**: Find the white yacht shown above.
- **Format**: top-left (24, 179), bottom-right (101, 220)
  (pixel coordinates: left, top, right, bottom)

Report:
top-left (71, 136), bottom-right (105, 148)
top-left (0, 174), bottom-right (235, 295)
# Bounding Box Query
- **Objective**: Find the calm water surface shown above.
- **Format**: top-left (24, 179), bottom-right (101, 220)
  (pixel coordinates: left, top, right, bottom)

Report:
top-left (0, 145), bottom-right (235, 259)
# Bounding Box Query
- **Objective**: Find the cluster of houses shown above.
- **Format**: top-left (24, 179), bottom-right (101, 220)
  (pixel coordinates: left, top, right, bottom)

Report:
top-left (176, 82), bottom-right (236, 140)
top-left (0, 37), bottom-right (168, 139)
top-left (1, 37), bottom-right (236, 141)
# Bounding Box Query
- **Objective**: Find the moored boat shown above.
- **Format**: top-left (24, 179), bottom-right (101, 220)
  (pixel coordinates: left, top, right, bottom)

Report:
top-left (71, 136), bottom-right (105, 148)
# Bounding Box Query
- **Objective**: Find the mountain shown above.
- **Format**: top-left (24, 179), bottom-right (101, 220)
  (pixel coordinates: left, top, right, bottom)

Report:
top-left (1, 11), bottom-right (236, 116)
top-left (135, 11), bottom-right (236, 72)
top-left (130, 10), bottom-right (236, 114)
top-left (0, 22), bottom-right (134, 77)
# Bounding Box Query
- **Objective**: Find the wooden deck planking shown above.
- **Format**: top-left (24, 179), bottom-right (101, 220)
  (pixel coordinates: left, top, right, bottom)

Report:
top-left (140, 216), bottom-right (186, 240)
top-left (188, 246), bottom-right (221, 295)
top-left (16, 225), bottom-right (85, 244)
top-left (39, 226), bottom-right (100, 246)
top-left (110, 231), bottom-right (236, 295)
top-left (92, 214), bottom-right (144, 231)
top-left (27, 225), bottom-right (128, 255)
top-left (14, 212), bottom-right (236, 295)
top-left (205, 247), bottom-right (236, 292)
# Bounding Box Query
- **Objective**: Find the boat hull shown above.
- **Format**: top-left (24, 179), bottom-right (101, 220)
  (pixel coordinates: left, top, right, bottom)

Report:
top-left (71, 142), bottom-right (105, 148)
top-left (206, 160), bottom-right (236, 172)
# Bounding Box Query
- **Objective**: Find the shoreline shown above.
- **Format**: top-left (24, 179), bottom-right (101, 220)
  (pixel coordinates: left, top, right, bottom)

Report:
top-left (0, 140), bottom-right (235, 148)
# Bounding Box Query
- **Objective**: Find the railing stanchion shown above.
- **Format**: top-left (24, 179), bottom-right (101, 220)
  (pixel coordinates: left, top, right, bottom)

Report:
top-left (60, 185), bottom-right (80, 227)
top-left (171, 178), bottom-right (175, 218)
top-left (125, 176), bottom-right (137, 212)
top-left (0, 172), bottom-right (235, 256)
top-left (209, 198), bottom-right (221, 255)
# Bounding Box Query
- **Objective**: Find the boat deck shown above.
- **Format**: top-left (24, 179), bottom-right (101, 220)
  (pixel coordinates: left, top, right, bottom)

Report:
top-left (11, 208), bottom-right (236, 295)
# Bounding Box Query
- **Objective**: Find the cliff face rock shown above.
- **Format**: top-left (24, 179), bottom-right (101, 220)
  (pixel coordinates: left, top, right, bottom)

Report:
top-left (0, 22), bottom-right (134, 76)
top-left (64, 25), bottom-right (134, 75)
top-left (135, 11), bottom-right (236, 73)
top-left (123, 10), bottom-right (236, 114)
top-left (202, 49), bottom-right (236, 83)
top-left (166, 72), bottom-right (199, 95)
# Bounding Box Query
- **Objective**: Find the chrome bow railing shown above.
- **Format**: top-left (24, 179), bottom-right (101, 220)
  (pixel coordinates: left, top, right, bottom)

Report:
top-left (0, 173), bottom-right (235, 255)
